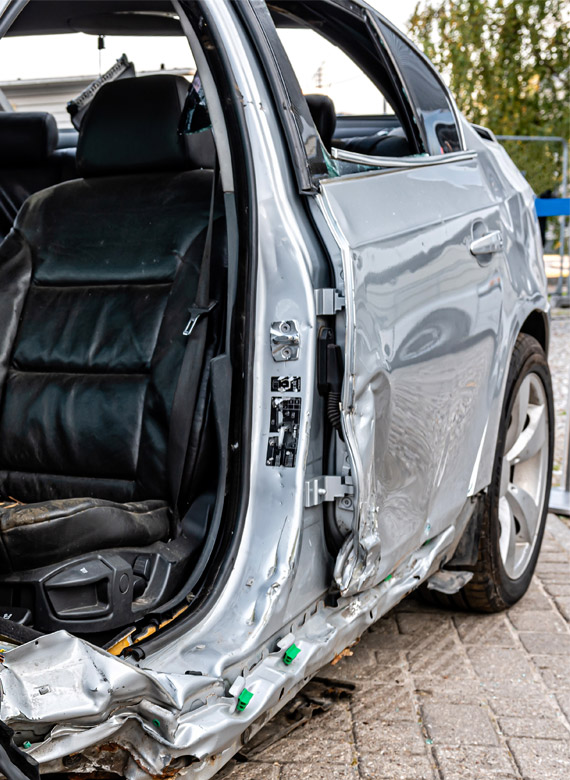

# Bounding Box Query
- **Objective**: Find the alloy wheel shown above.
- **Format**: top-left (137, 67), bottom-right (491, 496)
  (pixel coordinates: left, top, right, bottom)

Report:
top-left (498, 373), bottom-right (550, 579)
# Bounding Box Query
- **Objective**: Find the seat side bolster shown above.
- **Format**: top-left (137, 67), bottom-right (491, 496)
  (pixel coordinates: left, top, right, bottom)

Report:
top-left (0, 230), bottom-right (33, 406)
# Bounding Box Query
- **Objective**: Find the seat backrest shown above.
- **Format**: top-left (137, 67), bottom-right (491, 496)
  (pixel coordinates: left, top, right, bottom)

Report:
top-left (0, 111), bottom-right (76, 240)
top-left (305, 94), bottom-right (336, 152)
top-left (0, 75), bottom-right (220, 506)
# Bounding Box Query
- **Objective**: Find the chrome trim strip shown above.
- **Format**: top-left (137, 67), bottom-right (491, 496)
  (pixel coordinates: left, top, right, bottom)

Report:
top-left (331, 146), bottom-right (477, 170)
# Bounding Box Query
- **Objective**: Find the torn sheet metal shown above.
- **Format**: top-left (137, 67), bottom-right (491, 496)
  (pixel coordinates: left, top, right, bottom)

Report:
top-left (0, 526), bottom-right (455, 780)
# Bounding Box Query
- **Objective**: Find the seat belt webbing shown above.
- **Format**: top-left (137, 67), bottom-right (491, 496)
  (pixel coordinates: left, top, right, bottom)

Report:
top-left (167, 160), bottom-right (219, 514)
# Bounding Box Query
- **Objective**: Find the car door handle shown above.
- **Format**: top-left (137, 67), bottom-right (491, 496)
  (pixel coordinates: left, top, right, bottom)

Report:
top-left (470, 230), bottom-right (503, 256)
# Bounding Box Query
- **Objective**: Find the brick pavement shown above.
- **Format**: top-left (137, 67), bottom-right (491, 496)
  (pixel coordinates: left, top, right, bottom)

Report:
top-left (222, 516), bottom-right (570, 779)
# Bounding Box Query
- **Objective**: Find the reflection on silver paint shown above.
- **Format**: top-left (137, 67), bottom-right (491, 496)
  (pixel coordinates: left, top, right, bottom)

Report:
top-left (317, 123), bottom-right (547, 596)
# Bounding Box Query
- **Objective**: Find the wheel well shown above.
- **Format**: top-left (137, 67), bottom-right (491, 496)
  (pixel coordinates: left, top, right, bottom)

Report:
top-left (520, 310), bottom-right (549, 356)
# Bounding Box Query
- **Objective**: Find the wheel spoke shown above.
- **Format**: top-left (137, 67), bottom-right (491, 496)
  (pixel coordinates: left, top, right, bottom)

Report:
top-left (505, 402), bottom-right (546, 465)
top-left (505, 375), bottom-right (530, 453)
top-left (506, 482), bottom-right (538, 543)
top-left (498, 496), bottom-right (516, 566)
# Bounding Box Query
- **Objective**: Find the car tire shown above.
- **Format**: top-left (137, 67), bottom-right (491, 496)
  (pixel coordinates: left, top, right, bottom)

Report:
top-left (423, 332), bottom-right (554, 612)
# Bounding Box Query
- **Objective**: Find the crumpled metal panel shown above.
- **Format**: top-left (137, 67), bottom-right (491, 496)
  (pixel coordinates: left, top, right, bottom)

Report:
top-left (0, 523), bottom-right (457, 779)
top-left (319, 136), bottom-right (546, 597)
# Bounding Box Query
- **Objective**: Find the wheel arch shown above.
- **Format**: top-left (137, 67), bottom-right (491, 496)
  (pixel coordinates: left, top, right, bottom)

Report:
top-left (519, 309), bottom-right (549, 357)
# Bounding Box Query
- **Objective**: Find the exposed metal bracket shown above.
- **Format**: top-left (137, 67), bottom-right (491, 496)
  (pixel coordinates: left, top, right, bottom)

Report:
top-left (426, 569), bottom-right (473, 595)
top-left (314, 289), bottom-right (345, 316)
top-left (305, 475), bottom-right (354, 508)
top-left (270, 321), bottom-right (300, 362)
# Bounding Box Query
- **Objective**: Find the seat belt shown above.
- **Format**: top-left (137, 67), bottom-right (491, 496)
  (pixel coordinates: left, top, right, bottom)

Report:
top-left (167, 160), bottom-right (219, 514)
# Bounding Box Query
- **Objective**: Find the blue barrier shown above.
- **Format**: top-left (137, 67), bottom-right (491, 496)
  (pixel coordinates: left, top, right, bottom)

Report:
top-left (535, 198), bottom-right (570, 217)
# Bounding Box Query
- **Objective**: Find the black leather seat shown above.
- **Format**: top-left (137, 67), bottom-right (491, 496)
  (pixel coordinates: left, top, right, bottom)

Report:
top-left (335, 126), bottom-right (412, 158)
top-left (0, 74), bottom-right (219, 574)
top-left (305, 94), bottom-right (336, 152)
top-left (0, 111), bottom-right (76, 241)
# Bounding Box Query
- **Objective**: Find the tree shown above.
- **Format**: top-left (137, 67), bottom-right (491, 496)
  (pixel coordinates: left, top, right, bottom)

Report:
top-left (408, 0), bottom-right (569, 195)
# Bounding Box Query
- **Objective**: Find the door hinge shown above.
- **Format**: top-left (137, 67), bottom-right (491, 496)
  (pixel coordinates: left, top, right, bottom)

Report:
top-left (305, 475), bottom-right (354, 507)
top-left (270, 320), bottom-right (300, 362)
top-left (314, 288), bottom-right (345, 316)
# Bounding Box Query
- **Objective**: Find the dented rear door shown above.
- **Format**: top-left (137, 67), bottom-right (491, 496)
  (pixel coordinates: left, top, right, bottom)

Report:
top-left (319, 154), bottom-right (504, 595)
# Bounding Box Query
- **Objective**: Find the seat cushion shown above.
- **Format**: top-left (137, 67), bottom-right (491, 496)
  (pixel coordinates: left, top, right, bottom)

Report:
top-left (0, 168), bottom-right (220, 506)
top-left (0, 498), bottom-right (169, 572)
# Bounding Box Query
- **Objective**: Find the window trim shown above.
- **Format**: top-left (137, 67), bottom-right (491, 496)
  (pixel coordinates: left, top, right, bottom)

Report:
top-left (368, 10), bottom-right (467, 154)
top-left (331, 146), bottom-right (477, 171)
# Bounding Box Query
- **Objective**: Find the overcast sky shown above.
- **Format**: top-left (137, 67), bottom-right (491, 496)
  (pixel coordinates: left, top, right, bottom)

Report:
top-left (0, 0), bottom-right (421, 117)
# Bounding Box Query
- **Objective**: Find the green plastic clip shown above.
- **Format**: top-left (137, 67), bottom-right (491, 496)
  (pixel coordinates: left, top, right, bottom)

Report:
top-left (23, 741), bottom-right (32, 750)
top-left (283, 643), bottom-right (301, 666)
top-left (236, 688), bottom-right (253, 712)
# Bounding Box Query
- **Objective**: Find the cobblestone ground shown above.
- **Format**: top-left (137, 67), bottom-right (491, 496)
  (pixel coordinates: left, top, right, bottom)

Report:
top-left (222, 518), bottom-right (570, 780)
top-left (550, 311), bottom-right (570, 487)
top-left (222, 322), bottom-right (570, 780)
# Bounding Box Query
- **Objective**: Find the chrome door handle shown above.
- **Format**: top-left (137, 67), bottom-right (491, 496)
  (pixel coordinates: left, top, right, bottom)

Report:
top-left (470, 230), bottom-right (503, 256)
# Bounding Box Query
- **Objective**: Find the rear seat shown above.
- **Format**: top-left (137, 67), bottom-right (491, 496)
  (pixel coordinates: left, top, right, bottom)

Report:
top-left (0, 111), bottom-right (76, 241)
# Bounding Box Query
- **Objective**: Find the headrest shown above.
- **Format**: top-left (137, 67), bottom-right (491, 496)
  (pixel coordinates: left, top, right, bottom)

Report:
top-left (77, 74), bottom-right (215, 177)
top-left (0, 112), bottom-right (58, 165)
top-left (305, 94), bottom-right (336, 152)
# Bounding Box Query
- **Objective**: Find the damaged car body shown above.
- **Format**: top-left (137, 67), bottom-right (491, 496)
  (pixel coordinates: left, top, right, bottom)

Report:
top-left (0, 0), bottom-right (554, 778)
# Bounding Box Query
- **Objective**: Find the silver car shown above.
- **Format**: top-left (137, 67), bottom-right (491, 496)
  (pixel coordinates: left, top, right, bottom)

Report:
top-left (0, 1), bottom-right (553, 778)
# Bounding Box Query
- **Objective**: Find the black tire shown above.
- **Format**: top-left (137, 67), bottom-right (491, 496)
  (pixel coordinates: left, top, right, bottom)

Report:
top-left (422, 332), bottom-right (554, 612)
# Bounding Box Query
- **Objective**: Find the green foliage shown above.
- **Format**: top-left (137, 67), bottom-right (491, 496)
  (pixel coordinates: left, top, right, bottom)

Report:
top-left (408, 0), bottom-right (570, 194)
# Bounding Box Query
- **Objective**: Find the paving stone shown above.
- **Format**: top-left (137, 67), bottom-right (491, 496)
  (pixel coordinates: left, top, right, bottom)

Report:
top-left (519, 631), bottom-right (570, 655)
top-left (554, 596), bottom-right (570, 622)
top-left (368, 614), bottom-right (400, 638)
top-left (254, 703), bottom-right (354, 764)
top-left (556, 693), bottom-right (570, 724)
top-left (532, 654), bottom-right (570, 690)
top-left (535, 563), bottom-right (570, 581)
top-left (359, 755), bottom-right (436, 780)
top-left (498, 715), bottom-right (570, 739)
top-left (454, 613), bottom-right (515, 646)
top-left (537, 551), bottom-right (570, 563)
top-left (508, 609), bottom-right (568, 633)
top-left (508, 580), bottom-right (552, 612)
top-left (508, 737), bottom-right (570, 780)
top-left (322, 631), bottom-right (385, 682)
top-left (374, 648), bottom-right (408, 671)
top-left (414, 679), bottom-right (485, 706)
top-left (395, 612), bottom-right (452, 636)
top-left (353, 718), bottom-right (425, 755)
top-left (434, 745), bottom-right (519, 779)
top-left (542, 580), bottom-right (570, 597)
top-left (351, 682), bottom-right (417, 722)
top-left (422, 702), bottom-right (498, 747)
top-left (467, 647), bottom-right (534, 684)
top-left (218, 762), bottom-right (280, 779)
top-left (356, 720), bottom-right (435, 780)
top-left (280, 764), bottom-right (359, 779)
top-left (408, 634), bottom-right (471, 680)
top-left (487, 692), bottom-right (560, 719)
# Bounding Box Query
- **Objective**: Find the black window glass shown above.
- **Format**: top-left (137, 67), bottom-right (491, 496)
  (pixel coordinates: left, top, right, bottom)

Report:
top-left (379, 23), bottom-right (461, 156)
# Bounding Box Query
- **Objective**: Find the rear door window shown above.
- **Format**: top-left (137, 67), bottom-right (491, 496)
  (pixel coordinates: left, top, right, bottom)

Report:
top-left (376, 20), bottom-right (462, 155)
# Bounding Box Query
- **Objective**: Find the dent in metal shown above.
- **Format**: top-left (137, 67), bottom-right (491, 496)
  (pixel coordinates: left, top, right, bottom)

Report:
top-left (0, 520), bottom-right (459, 779)
top-left (318, 154), bottom-right (517, 596)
